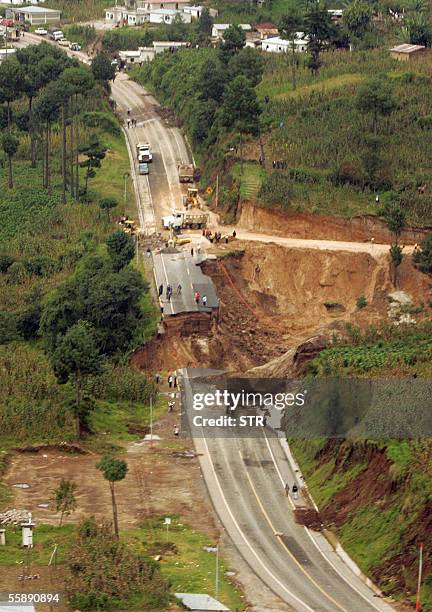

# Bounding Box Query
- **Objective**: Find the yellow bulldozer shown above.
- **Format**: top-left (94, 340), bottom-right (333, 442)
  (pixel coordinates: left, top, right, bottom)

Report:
top-left (182, 187), bottom-right (199, 209)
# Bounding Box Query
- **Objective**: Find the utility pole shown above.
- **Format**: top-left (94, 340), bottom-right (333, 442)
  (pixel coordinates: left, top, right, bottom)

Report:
top-left (149, 395), bottom-right (153, 447)
top-left (215, 542), bottom-right (219, 598)
top-left (215, 175), bottom-right (219, 208)
top-left (416, 543), bottom-right (423, 611)
top-left (123, 172), bottom-right (129, 211)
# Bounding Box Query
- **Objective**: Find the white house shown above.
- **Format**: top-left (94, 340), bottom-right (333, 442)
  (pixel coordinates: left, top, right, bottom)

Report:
top-left (118, 40), bottom-right (188, 65)
top-left (153, 39), bottom-right (188, 53)
top-left (150, 8), bottom-right (191, 23)
top-left (144, 0), bottom-right (190, 9)
top-left (211, 23), bottom-right (251, 39)
top-left (262, 34), bottom-right (308, 53)
top-left (6, 5), bottom-right (61, 24)
top-left (182, 5), bottom-right (218, 19)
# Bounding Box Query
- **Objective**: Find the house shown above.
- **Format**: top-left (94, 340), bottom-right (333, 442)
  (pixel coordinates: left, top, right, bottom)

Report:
top-left (211, 23), bottom-right (251, 38)
top-left (150, 8), bottom-right (191, 23)
top-left (6, 5), bottom-right (61, 24)
top-left (255, 21), bottom-right (278, 39)
top-left (245, 31), bottom-right (261, 48)
top-left (144, 0), bottom-right (190, 9)
top-left (182, 5), bottom-right (217, 19)
top-left (175, 593), bottom-right (229, 611)
top-left (153, 39), bottom-right (188, 53)
top-left (389, 43), bottom-right (428, 61)
top-left (262, 34), bottom-right (308, 53)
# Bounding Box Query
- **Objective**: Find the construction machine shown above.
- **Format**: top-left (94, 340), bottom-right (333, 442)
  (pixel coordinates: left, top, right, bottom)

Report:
top-left (183, 187), bottom-right (199, 209)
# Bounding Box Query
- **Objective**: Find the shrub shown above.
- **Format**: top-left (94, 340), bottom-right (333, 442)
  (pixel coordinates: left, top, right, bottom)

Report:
top-left (356, 295), bottom-right (367, 309)
top-left (0, 311), bottom-right (18, 343)
top-left (0, 254), bottom-right (15, 273)
top-left (413, 234), bottom-right (432, 274)
top-left (25, 255), bottom-right (60, 277)
top-left (331, 160), bottom-right (365, 188)
top-left (7, 261), bottom-right (28, 285)
top-left (258, 172), bottom-right (293, 208)
top-left (89, 365), bottom-right (155, 403)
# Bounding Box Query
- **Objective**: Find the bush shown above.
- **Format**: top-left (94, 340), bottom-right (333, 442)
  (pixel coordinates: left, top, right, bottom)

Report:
top-left (356, 295), bottom-right (367, 309)
top-left (288, 167), bottom-right (325, 184)
top-left (413, 234), bottom-right (432, 274)
top-left (0, 311), bottom-right (18, 343)
top-left (7, 261), bottom-right (28, 285)
top-left (0, 254), bottom-right (15, 272)
top-left (331, 160), bottom-right (365, 188)
top-left (89, 365), bottom-right (155, 403)
top-left (258, 172), bottom-right (293, 208)
top-left (81, 112), bottom-right (121, 137)
top-left (25, 255), bottom-right (60, 277)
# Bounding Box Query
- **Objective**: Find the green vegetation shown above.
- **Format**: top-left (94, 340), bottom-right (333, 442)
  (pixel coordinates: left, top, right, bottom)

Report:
top-left (309, 322), bottom-right (432, 376)
top-left (44, 0), bottom-right (111, 23)
top-left (63, 25), bottom-right (97, 49)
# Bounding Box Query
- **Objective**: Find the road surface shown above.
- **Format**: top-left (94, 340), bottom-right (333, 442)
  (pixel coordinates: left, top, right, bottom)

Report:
top-left (153, 248), bottom-right (218, 315)
top-left (183, 370), bottom-right (395, 612)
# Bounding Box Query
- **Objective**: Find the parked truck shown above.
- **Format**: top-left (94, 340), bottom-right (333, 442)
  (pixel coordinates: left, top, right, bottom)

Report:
top-left (136, 143), bottom-right (152, 163)
top-left (178, 163), bottom-right (200, 183)
top-left (162, 209), bottom-right (209, 230)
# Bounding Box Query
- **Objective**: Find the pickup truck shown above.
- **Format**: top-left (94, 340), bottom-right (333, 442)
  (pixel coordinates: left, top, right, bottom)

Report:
top-left (34, 28), bottom-right (48, 36)
top-left (162, 209), bottom-right (209, 230)
top-left (136, 143), bottom-right (152, 163)
top-left (58, 39), bottom-right (70, 47)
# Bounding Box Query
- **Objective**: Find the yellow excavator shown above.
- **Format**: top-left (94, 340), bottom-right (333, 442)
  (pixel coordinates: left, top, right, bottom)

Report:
top-left (182, 187), bottom-right (199, 209)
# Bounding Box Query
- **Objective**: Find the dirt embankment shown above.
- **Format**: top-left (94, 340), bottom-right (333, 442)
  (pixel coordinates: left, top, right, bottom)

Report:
top-left (133, 242), bottom-right (398, 376)
top-left (238, 201), bottom-right (432, 245)
top-left (294, 439), bottom-right (432, 602)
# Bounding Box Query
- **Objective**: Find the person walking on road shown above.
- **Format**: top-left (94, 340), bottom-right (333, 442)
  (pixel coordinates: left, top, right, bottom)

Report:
top-left (191, 247), bottom-right (194, 257)
top-left (127, 119), bottom-right (130, 128)
top-left (166, 284), bottom-right (172, 300)
top-left (177, 283), bottom-right (182, 295)
top-left (202, 295), bottom-right (207, 307)
top-left (173, 424), bottom-right (179, 437)
top-left (194, 291), bottom-right (200, 304)
top-left (158, 284), bottom-right (163, 296)
top-left (292, 484), bottom-right (299, 500)
top-left (168, 375), bottom-right (173, 388)
top-left (285, 483), bottom-right (290, 497)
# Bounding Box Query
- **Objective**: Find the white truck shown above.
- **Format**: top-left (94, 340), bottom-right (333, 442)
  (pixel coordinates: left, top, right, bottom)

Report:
top-left (136, 143), bottom-right (152, 163)
top-left (162, 209), bottom-right (209, 230)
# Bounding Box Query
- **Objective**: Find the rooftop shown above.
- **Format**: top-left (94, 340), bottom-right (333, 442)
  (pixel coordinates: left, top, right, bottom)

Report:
top-left (213, 23), bottom-right (251, 30)
top-left (390, 43), bottom-right (426, 53)
top-left (255, 21), bottom-right (276, 29)
top-left (12, 5), bottom-right (60, 12)
top-left (264, 33), bottom-right (307, 44)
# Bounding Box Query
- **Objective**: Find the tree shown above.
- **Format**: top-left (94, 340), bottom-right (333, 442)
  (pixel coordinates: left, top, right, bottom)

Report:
top-left (199, 7), bottom-right (213, 35)
top-left (106, 230), bottom-right (135, 271)
top-left (390, 244), bottom-right (404, 287)
top-left (50, 321), bottom-right (102, 438)
top-left (96, 456), bottom-right (128, 538)
top-left (40, 254), bottom-right (148, 356)
top-left (91, 52), bottom-right (116, 85)
top-left (34, 82), bottom-right (62, 192)
top-left (52, 479), bottom-right (77, 526)
top-left (279, 9), bottom-right (304, 89)
top-left (2, 132), bottom-right (19, 189)
top-left (79, 134), bottom-right (107, 194)
top-left (219, 25), bottom-right (246, 63)
top-left (382, 200), bottom-right (406, 286)
top-left (228, 47), bottom-right (264, 87)
top-left (413, 234), bottom-right (432, 274)
top-left (400, 13), bottom-right (432, 46)
top-left (99, 197), bottom-right (118, 221)
top-left (344, 0), bottom-right (373, 42)
top-left (382, 201), bottom-right (406, 244)
top-left (356, 77), bottom-right (397, 135)
top-left (0, 58), bottom-right (24, 128)
top-left (304, 0), bottom-right (336, 74)
top-left (220, 75), bottom-right (262, 174)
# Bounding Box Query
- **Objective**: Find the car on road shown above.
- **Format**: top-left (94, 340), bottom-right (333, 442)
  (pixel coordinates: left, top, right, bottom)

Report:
top-left (58, 39), bottom-right (71, 47)
top-left (69, 42), bottom-right (81, 51)
top-left (34, 28), bottom-right (48, 36)
top-left (138, 162), bottom-right (149, 175)
top-left (50, 30), bottom-right (64, 41)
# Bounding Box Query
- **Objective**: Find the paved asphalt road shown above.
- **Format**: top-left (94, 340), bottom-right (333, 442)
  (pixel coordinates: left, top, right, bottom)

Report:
top-left (183, 370), bottom-right (395, 612)
top-left (153, 248), bottom-right (218, 315)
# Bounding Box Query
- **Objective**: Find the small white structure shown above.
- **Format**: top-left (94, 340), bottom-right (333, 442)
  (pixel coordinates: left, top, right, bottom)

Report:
top-left (182, 5), bottom-right (218, 19)
top-left (0, 47), bottom-right (17, 63)
top-left (6, 5), bottom-right (61, 24)
top-left (2, 0), bottom-right (45, 4)
top-left (262, 34), bottom-right (308, 53)
top-left (175, 593), bottom-right (229, 611)
top-left (150, 8), bottom-right (190, 23)
top-left (153, 39), bottom-right (188, 53)
top-left (211, 23), bottom-right (251, 39)
top-left (21, 520), bottom-right (35, 548)
top-left (0, 529), bottom-right (5, 546)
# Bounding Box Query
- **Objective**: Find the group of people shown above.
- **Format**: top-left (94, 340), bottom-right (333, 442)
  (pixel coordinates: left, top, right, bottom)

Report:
top-left (158, 283), bottom-right (182, 301)
top-left (285, 483), bottom-right (299, 499)
top-left (272, 160), bottom-right (287, 170)
top-left (126, 118), bottom-right (137, 128)
top-left (194, 292), bottom-right (207, 306)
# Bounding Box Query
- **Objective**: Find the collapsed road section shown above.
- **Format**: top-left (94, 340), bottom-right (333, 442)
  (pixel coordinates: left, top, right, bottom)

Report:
top-left (153, 246), bottom-right (219, 334)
